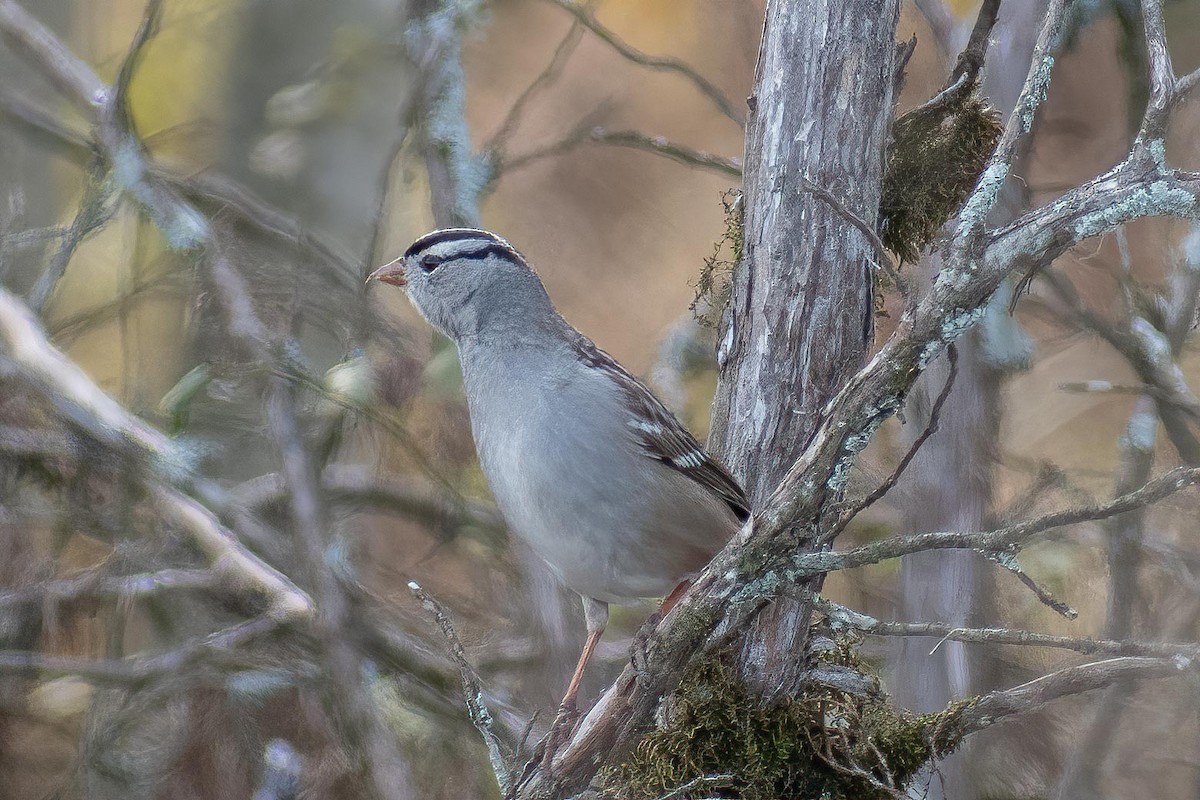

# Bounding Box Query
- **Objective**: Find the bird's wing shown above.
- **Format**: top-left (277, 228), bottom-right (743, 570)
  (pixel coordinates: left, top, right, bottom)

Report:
top-left (567, 331), bottom-right (751, 522)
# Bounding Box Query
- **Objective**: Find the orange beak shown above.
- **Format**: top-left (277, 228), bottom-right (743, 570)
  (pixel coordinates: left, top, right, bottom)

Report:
top-left (366, 257), bottom-right (407, 287)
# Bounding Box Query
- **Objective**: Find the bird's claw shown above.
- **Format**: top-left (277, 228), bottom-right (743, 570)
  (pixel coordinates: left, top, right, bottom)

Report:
top-left (539, 700), bottom-right (582, 769)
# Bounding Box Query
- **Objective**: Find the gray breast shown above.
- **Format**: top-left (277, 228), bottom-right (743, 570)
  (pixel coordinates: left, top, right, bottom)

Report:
top-left (462, 346), bottom-right (736, 604)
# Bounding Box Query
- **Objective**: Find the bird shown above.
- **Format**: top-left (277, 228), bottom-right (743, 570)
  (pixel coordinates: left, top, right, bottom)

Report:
top-left (368, 228), bottom-right (749, 708)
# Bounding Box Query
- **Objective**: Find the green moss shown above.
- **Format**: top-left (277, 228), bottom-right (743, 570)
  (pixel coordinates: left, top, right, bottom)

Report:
top-left (601, 645), bottom-right (967, 800)
top-left (880, 82), bottom-right (1003, 264)
top-left (692, 190), bottom-right (744, 328)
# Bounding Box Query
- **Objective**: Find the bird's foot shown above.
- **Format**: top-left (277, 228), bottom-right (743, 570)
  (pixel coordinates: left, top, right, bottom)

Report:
top-left (539, 699), bottom-right (582, 769)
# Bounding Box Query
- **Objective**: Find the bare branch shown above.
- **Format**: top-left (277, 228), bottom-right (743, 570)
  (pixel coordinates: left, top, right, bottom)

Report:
top-left (815, 598), bottom-right (1200, 659)
top-left (1140, 0), bottom-right (1176, 139)
top-left (28, 165), bottom-right (116, 312)
top-left (172, 169), bottom-right (360, 280)
top-left (588, 128), bottom-right (742, 176)
top-left (233, 464), bottom-right (505, 535)
top-left (537, 0), bottom-right (743, 126)
top-left (833, 344), bottom-right (958, 536)
top-left (1177, 67), bottom-right (1200, 103)
top-left (409, 580), bottom-right (511, 794)
top-left (150, 487), bottom-right (312, 618)
top-left (411, 1), bottom-right (485, 227)
top-left (949, 657), bottom-right (1193, 740)
top-left (984, 549), bottom-right (1078, 619)
top-left (0, 87), bottom-right (91, 163)
top-left (497, 125), bottom-right (740, 180)
top-left (1043, 268), bottom-right (1200, 463)
top-left (1059, 380), bottom-right (1172, 397)
top-left (0, 616), bottom-right (280, 684)
top-left (955, 0), bottom-right (1066, 241)
top-left (0, 569), bottom-right (215, 610)
top-left (948, 0), bottom-right (1002, 86)
top-left (110, 0), bottom-right (162, 132)
top-left (0, 0), bottom-right (107, 110)
top-left (802, 466), bottom-right (1200, 577)
top-left (484, 21), bottom-right (583, 157)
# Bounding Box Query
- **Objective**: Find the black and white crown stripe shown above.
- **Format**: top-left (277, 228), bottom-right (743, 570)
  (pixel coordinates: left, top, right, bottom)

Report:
top-left (404, 228), bottom-right (531, 269)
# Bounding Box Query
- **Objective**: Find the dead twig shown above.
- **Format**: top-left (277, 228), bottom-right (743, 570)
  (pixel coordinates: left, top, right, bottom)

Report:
top-left (831, 343), bottom-right (958, 537)
top-left (409, 580), bottom-right (512, 794)
top-left (537, 0), bottom-right (742, 126)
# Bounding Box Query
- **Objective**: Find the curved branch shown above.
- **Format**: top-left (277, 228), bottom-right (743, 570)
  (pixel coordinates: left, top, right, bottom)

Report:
top-left (537, 0), bottom-right (742, 126)
top-left (815, 598), bottom-right (1200, 660)
top-left (801, 466), bottom-right (1200, 576)
top-left (947, 657), bottom-right (1192, 741)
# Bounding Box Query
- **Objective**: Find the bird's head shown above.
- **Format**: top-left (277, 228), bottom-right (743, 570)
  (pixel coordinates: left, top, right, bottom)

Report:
top-left (368, 228), bottom-right (553, 341)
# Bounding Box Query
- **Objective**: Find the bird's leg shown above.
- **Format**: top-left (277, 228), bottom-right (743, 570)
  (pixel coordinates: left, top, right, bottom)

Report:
top-left (561, 596), bottom-right (608, 709)
top-left (541, 597), bottom-right (609, 767)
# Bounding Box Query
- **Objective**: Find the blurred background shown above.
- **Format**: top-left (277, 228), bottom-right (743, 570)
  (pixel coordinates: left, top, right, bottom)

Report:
top-left (1, 0), bottom-right (1199, 798)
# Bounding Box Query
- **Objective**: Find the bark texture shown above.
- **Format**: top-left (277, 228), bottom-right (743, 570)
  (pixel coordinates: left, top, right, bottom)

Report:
top-left (709, 0), bottom-right (900, 694)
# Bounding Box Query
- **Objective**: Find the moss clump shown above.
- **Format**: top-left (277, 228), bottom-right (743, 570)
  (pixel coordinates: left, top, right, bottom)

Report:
top-left (601, 647), bottom-right (964, 800)
top-left (692, 190), bottom-right (744, 329)
top-left (880, 82), bottom-right (1003, 264)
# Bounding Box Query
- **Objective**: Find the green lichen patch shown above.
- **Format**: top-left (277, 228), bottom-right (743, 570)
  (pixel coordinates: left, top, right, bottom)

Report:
top-left (692, 190), bottom-right (745, 328)
top-left (601, 648), bottom-right (965, 800)
top-left (880, 82), bottom-right (1003, 264)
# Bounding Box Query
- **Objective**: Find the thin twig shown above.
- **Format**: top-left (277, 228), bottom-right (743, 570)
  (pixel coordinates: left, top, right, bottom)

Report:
top-left (28, 165), bottom-right (116, 312)
top-left (485, 21), bottom-right (583, 156)
top-left (1042, 268), bottom-right (1200, 465)
top-left (409, 580), bottom-right (512, 794)
top-left (797, 174), bottom-right (912, 308)
top-left (0, 569), bottom-right (215, 610)
top-left (110, 0), bottom-right (162, 133)
top-left (232, 464), bottom-right (505, 537)
top-left (832, 344), bottom-right (958, 536)
top-left (816, 597), bottom-right (1198, 659)
top-left (946, 656), bottom-right (1193, 740)
top-left (790, 466), bottom-right (1200, 579)
top-left (537, 0), bottom-right (742, 126)
top-left (0, 616), bottom-right (280, 684)
top-left (588, 128), bottom-right (742, 176)
top-left (982, 550), bottom-right (1078, 619)
top-left (1177, 67), bottom-right (1200, 103)
top-left (653, 773), bottom-right (737, 800)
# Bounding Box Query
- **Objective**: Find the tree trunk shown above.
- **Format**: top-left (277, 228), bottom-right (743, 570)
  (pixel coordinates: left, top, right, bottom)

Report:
top-left (709, 0), bottom-right (900, 696)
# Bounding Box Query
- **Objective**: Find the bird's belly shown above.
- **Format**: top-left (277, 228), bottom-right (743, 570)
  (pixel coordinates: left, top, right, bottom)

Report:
top-left (481, 430), bottom-right (727, 604)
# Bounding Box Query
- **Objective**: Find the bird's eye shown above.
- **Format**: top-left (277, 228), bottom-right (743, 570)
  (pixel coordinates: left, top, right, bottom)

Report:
top-left (419, 253), bottom-right (444, 272)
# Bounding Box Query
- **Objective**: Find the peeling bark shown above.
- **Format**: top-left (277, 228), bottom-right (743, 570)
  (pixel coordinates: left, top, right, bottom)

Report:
top-left (709, 0), bottom-right (901, 697)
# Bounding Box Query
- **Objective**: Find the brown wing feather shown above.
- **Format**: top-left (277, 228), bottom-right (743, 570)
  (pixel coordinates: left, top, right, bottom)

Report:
top-left (567, 331), bottom-right (750, 522)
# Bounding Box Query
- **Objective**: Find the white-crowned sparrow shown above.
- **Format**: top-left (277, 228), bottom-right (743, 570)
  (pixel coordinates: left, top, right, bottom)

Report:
top-left (369, 228), bottom-right (748, 705)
